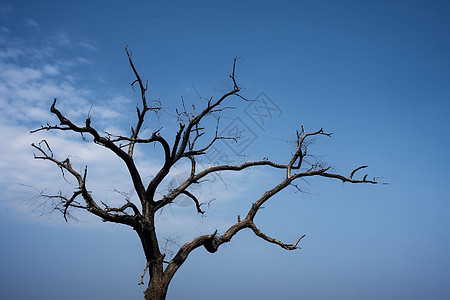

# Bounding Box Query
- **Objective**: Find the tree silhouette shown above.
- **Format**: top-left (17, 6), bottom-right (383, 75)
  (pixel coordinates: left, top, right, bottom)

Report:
top-left (31, 47), bottom-right (379, 300)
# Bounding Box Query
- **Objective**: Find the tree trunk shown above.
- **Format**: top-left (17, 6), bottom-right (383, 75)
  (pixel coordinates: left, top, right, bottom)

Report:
top-left (135, 219), bottom-right (171, 300)
top-left (144, 279), bottom-right (169, 300)
top-left (143, 257), bottom-right (170, 300)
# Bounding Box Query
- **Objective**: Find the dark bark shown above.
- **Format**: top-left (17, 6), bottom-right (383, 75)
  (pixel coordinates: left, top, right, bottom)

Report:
top-left (144, 279), bottom-right (169, 300)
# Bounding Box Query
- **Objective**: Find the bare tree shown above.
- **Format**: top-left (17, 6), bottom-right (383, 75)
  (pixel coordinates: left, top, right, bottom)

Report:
top-left (31, 47), bottom-right (379, 300)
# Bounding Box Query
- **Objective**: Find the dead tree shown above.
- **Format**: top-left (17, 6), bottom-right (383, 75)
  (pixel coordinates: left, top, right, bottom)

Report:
top-left (31, 47), bottom-right (379, 300)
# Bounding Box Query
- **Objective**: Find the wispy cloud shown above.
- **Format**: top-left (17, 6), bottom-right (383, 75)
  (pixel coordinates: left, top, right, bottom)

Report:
top-left (24, 18), bottom-right (39, 28)
top-left (0, 26), bottom-right (11, 35)
top-left (0, 13), bottom-right (274, 239)
top-left (0, 16), bottom-right (126, 225)
top-left (0, 4), bottom-right (13, 19)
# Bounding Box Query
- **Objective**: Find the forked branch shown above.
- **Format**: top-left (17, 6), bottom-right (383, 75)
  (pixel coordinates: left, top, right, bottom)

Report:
top-left (249, 222), bottom-right (306, 250)
top-left (125, 45), bottom-right (162, 157)
top-left (31, 141), bottom-right (138, 225)
top-left (31, 99), bottom-right (147, 203)
top-left (166, 125), bottom-right (379, 271)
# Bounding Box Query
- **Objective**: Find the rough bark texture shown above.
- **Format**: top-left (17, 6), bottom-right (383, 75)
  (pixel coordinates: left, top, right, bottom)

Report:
top-left (144, 258), bottom-right (168, 300)
top-left (30, 47), bottom-right (381, 299)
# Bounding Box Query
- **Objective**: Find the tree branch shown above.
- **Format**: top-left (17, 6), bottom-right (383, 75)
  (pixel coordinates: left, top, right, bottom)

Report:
top-left (125, 46), bottom-right (162, 157)
top-left (249, 222), bottom-right (306, 250)
top-left (31, 99), bottom-right (147, 204)
top-left (138, 261), bottom-right (150, 285)
top-left (144, 59), bottom-right (242, 204)
top-left (31, 141), bottom-right (137, 226)
top-left (164, 231), bottom-right (217, 282)
top-left (174, 58), bottom-right (241, 162)
top-left (181, 190), bottom-right (204, 214)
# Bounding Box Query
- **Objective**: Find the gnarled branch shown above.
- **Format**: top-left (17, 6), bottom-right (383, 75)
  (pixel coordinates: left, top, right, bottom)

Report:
top-left (31, 99), bottom-right (147, 204)
top-left (31, 141), bottom-right (137, 226)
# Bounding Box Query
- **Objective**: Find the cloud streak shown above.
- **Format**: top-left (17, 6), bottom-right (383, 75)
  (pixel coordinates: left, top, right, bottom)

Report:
top-left (0, 16), bottom-right (278, 246)
top-left (0, 18), bottom-right (132, 224)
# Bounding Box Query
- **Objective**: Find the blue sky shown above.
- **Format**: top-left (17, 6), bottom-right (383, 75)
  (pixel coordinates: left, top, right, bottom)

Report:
top-left (0, 1), bottom-right (449, 299)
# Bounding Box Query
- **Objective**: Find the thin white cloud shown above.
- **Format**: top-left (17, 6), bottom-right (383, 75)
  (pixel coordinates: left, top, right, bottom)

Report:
top-left (79, 40), bottom-right (97, 51)
top-left (42, 64), bottom-right (59, 75)
top-left (0, 63), bottom-right (43, 83)
top-left (54, 30), bottom-right (72, 47)
top-left (24, 18), bottom-right (39, 28)
top-left (0, 4), bottom-right (13, 19)
top-left (76, 56), bottom-right (92, 65)
top-left (0, 18), bottom-right (277, 240)
top-left (0, 19), bottom-right (122, 225)
top-left (0, 26), bottom-right (11, 34)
